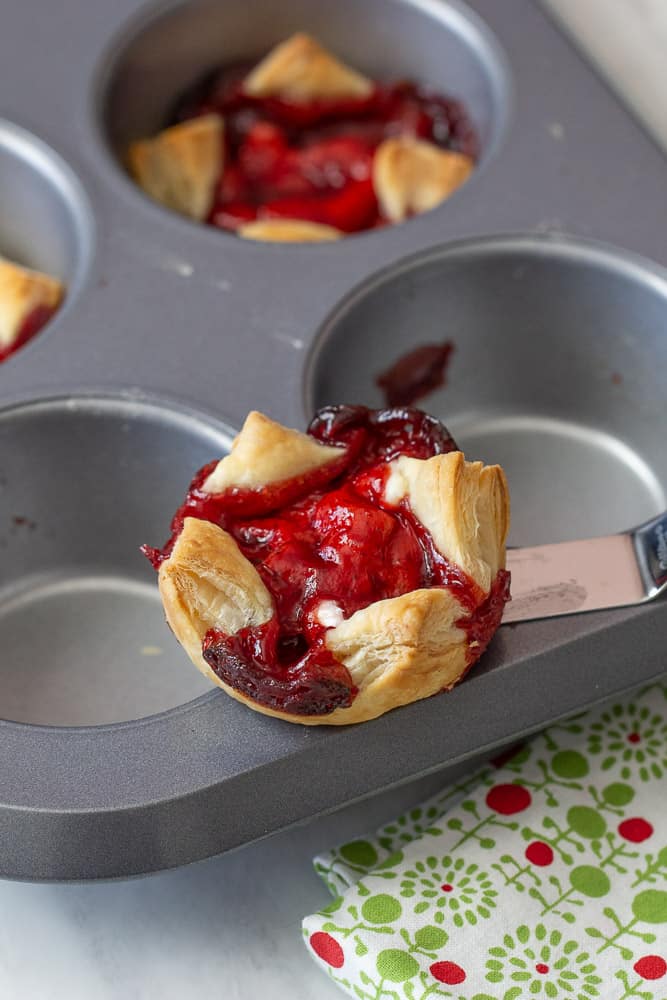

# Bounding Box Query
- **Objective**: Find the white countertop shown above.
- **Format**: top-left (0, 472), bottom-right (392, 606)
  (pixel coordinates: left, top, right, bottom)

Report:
top-left (3, 4), bottom-right (666, 997)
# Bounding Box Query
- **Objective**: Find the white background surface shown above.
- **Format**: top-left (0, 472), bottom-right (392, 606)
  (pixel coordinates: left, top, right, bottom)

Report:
top-left (3, 4), bottom-right (666, 997)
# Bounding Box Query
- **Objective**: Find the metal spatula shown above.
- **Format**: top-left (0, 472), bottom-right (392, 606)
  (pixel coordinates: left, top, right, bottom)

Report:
top-left (503, 510), bottom-right (667, 623)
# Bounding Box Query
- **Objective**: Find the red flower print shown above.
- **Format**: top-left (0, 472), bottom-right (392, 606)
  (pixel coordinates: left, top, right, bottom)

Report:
top-left (486, 784), bottom-right (532, 815)
top-left (618, 817), bottom-right (654, 843)
top-left (525, 841), bottom-right (554, 866)
top-left (634, 955), bottom-right (667, 980)
top-left (430, 961), bottom-right (466, 985)
top-left (310, 931), bottom-right (344, 968)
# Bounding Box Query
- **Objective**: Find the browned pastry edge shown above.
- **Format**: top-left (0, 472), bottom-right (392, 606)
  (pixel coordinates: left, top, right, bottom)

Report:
top-left (373, 136), bottom-right (474, 222)
top-left (0, 256), bottom-right (64, 350)
top-left (243, 32), bottom-right (372, 101)
top-left (127, 113), bottom-right (224, 221)
top-left (238, 219), bottom-right (343, 242)
top-left (202, 410), bottom-right (345, 493)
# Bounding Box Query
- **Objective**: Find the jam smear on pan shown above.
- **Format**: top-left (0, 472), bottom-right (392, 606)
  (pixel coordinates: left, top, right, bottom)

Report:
top-left (0, 305), bottom-right (56, 364)
top-left (171, 65), bottom-right (478, 234)
top-left (144, 406), bottom-right (509, 715)
top-left (376, 340), bottom-right (455, 406)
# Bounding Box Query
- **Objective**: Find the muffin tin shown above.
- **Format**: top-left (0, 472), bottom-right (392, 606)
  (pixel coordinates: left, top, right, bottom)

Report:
top-left (0, 0), bottom-right (666, 880)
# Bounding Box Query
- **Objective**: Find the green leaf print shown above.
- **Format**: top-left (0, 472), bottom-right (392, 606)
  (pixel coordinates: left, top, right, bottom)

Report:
top-left (631, 846), bottom-right (667, 887)
top-left (376, 949), bottom-right (420, 982)
top-left (341, 841), bottom-right (381, 869)
top-left (586, 890), bottom-right (667, 958)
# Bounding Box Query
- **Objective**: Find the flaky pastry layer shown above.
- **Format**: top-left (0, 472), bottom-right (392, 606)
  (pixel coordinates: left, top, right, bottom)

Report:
top-left (159, 517), bottom-right (273, 690)
top-left (202, 411), bottom-right (344, 493)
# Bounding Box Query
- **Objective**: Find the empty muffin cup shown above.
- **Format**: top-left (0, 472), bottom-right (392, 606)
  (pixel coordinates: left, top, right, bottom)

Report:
top-left (305, 235), bottom-right (667, 546)
top-left (0, 394), bottom-right (235, 726)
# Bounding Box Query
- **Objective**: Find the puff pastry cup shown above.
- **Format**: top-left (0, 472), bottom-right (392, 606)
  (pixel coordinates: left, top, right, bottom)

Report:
top-left (150, 407), bottom-right (510, 726)
top-left (0, 256), bottom-right (63, 354)
top-left (126, 34), bottom-right (475, 241)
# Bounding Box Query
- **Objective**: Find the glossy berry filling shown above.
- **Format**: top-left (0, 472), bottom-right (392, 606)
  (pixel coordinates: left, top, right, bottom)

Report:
top-left (377, 340), bottom-right (455, 407)
top-left (144, 406), bottom-right (509, 715)
top-left (170, 62), bottom-right (478, 235)
top-left (0, 304), bottom-right (56, 364)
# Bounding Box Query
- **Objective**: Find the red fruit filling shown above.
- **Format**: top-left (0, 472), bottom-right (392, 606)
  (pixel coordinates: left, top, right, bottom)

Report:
top-left (171, 63), bottom-right (478, 235)
top-left (376, 340), bottom-right (455, 407)
top-left (0, 304), bottom-right (57, 364)
top-left (144, 406), bottom-right (509, 715)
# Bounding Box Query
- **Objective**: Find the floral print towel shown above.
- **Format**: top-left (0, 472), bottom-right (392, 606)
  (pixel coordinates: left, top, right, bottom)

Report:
top-left (303, 676), bottom-right (667, 1000)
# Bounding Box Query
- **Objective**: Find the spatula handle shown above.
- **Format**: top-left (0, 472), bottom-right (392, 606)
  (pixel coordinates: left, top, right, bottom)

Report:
top-left (633, 510), bottom-right (667, 599)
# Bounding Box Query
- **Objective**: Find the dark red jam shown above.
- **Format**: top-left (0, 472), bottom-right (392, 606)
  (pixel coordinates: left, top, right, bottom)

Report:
top-left (376, 340), bottom-right (455, 407)
top-left (170, 62), bottom-right (478, 235)
top-left (144, 406), bottom-right (509, 715)
top-left (0, 304), bottom-right (56, 364)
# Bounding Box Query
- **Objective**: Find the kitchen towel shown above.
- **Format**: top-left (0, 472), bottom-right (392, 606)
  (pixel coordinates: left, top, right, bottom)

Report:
top-left (303, 675), bottom-right (667, 999)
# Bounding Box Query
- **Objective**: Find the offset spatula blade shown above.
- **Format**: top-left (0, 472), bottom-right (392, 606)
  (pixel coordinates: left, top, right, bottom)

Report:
top-left (503, 510), bottom-right (667, 623)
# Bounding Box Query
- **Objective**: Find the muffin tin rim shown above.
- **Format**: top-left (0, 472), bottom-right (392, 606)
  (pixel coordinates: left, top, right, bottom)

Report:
top-left (0, 116), bottom-right (97, 343)
top-left (0, 388), bottom-right (239, 734)
top-left (302, 228), bottom-right (667, 419)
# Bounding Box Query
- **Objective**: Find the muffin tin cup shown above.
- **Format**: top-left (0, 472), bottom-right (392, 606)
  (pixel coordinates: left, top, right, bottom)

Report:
top-left (0, 0), bottom-right (666, 879)
top-left (0, 119), bottom-right (94, 360)
top-left (0, 393), bottom-right (235, 727)
top-left (101, 0), bottom-right (510, 190)
top-left (305, 234), bottom-right (667, 546)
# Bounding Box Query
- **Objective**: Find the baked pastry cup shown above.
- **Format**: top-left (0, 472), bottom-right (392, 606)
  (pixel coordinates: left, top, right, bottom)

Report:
top-left (149, 407), bottom-right (510, 725)
top-left (0, 256), bottom-right (63, 355)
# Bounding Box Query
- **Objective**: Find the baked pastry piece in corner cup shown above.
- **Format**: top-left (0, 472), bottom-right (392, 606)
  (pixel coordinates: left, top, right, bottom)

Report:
top-left (143, 406), bottom-right (510, 724)
top-left (0, 256), bottom-right (63, 362)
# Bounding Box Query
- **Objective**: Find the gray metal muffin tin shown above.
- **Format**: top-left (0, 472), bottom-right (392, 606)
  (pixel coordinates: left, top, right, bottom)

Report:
top-left (0, 0), bottom-right (666, 881)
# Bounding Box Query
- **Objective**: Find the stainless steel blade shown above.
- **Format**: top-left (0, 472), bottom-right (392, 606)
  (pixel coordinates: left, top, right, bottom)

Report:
top-left (503, 535), bottom-right (643, 622)
top-left (502, 509), bottom-right (667, 623)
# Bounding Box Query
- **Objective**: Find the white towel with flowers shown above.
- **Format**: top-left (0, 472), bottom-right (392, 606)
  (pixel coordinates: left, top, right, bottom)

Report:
top-left (303, 676), bottom-right (667, 1000)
